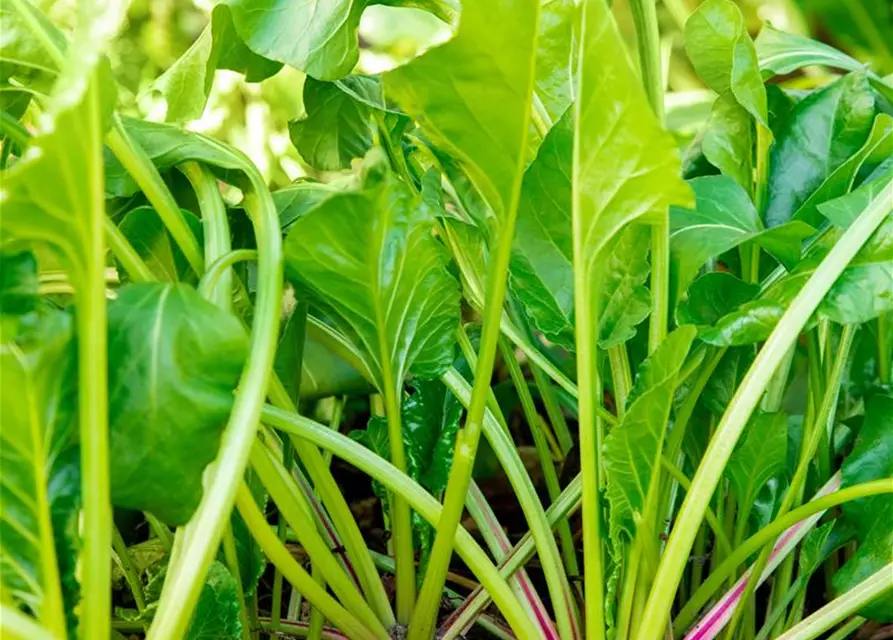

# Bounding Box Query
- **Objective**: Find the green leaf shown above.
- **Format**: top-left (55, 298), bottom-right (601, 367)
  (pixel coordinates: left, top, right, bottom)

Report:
top-left (597, 225), bottom-right (652, 349)
top-left (765, 72), bottom-right (876, 228)
top-left (273, 180), bottom-right (343, 231)
top-left (117, 206), bottom-right (203, 283)
top-left (725, 412), bottom-right (787, 524)
top-left (701, 93), bottom-right (753, 190)
top-left (384, 0), bottom-right (540, 222)
top-left (818, 162), bottom-right (893, 228)
top-left (755, 24), bottom-right (867, 78)
top-left (0, 250), bottom-right (39, 317)
top-left (700, 347), bottom-right (752, 416)
top-left (185, 561), bottom-right (244, 639)
top-left (535, 0), bottom-right (578, 125)
top-left (797, 0), bottom-right (893, 75)
top-left (791, 113), bottom-right (893, 226)
top-left (0, 0), bottom-right (66, 95)
top-left (0, 310), bottom-right (78, 637)
top-left (669, 176), bottom-right (814, 301)
top-left (403, 379), bottom-right (462, 495)
top-left (107, 283), bottom-right (248, 525)
top-left (288, 77), bottom-right (378, 171)
top-left (684, 0), bottom-right (767, 126)
top-left (676, 272), bottom-right (759, 327)
top-left (604, 326), bottom-right (698, 543)
top-left (228, 472), bottom-right (266, 599)
top-left (283, 151), bottom-right (461, 396)
top-left (152, 5), bottom-right (282, 123)
top-left (834, 395), bottom-right (893, 622)
top-left (700, 299), bottom-right (784, 346)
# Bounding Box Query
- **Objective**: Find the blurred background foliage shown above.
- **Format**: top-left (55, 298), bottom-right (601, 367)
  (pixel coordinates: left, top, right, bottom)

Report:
top-left (32, 0), bottom-right (893, 190)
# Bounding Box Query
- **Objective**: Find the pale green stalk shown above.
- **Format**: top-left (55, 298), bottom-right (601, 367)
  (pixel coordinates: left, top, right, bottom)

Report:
top-left (222, 525), bottom-right (252, 640)
top-left (639, 187), bottom-right (893, 640)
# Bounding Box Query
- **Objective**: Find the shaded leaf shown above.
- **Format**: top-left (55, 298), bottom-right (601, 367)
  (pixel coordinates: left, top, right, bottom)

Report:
top-left (0, 250), bottom-right (39, 317)
top-left (403, 379), bottom-right (462, 495)
top-left (765, 72), bottom-right (876, 228)
top-left (701, 93), bottom-right (753, 190)
top-left (384, 0), bottom-right (540, 223)
top-left (185, 561), bottom-right (244, 639)
top-left (834, 395), bottom-right (893, 621)
top-left (117, 206), bottom-right (203, 283)
top-left (605, 327), bottom-right (697, 543)
top-left (283, 150), bottom-right (461, 395)
top-left (274, 180), bottom-right (343, 231)
top-left (684, 0), bottom-right (767, 125)
top-left (676, 272), bottom-right (759, 327)
top-left (0, 310), bottom-right (78, 636)
top-left (725, 412), bottom-right (787, 523)
top-left (107, 284), bottom-right (248, 525)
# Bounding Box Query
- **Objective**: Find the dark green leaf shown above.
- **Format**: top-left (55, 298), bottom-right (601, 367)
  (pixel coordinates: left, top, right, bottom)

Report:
top-left (765, 72), bottom-right (876, 228)
top-left (676, 272), bottom-right (759, 327)
top-left (384, 0), bottom-right (540, 222)
top-left (701, 93), bottom-right (753, 190)
top-left (117, 207), bottom-right (203, 283)
top-left (274, 180), bottom-right (342, 231)
top-left (0, 250), bottom-right (39, 317)
top-left (283, 151), bottom-right (461, 395)
top-left (725, 412), bottom-right (787, 523)
top-left (185, 561), bottom-right (243, 639)
top-left (791, 113), bottom-right (893, 226)
top-left (604, 327), bottom-right (697, 544)
top-left (403, 379), bottom-right (462, 495)
top-left (152, 5), bottom-right (282, 123)
top-left (684, 0), bottom-right (767, 126)
top-left (597, 225), bottom-right (652, 349)
top-left (670, 176), bottom-right (814, 301)
top-left (228, 472), bottom-right (266, 599)
top-left (834, 395), bottom-right (893, 621)
top-left (700, 347), bottom-right (752, 415)
top-left (107, 283), bottom-right (248, 525)
top-left (797, 0), bottom-right (893, 75)
top-left (288, 77), bottom-right (378, 171)
top-left (818, 167), bottom-right (893, 228)
top-left (0, 310), bottom-right (79, 636)
top-left (756, 25), bottom-right (867, 78)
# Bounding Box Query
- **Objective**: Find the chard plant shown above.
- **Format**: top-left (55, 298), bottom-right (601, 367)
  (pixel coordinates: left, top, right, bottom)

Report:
top-left (1, 0), bottom-right (892, 639)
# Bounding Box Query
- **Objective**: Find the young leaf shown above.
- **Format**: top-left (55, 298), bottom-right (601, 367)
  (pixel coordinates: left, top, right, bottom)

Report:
top-left (834, 395), bottom-right (893, 622)
top-left (184, 561), bottom-right (244, 640)
top-left (604, 326), bottom-right (698, 544)
top-left (669, 176), bottom-right (814, 301)
top-left (725, 412), bottom-right (788, 525)
top-left (107, 283), bottom-right (248, 525)
top-left (288, 76), bottom-right (380, 171)
top-left (0, 310), bottom-right (78, 638)
top-left (765, 72), bottom-right (876, 228)
top-left (755, 24), bottom-right (867, 78)
top-left (152, 5), bottom-right (282, 123)
top-left (684, 0), bottom-right (767, 126)
top-left (283, 151), bottom-right (461, 393)
top-left (701, 93), bottom-right (754, 190)
top-left (384, 0), bottom-right (540, 223)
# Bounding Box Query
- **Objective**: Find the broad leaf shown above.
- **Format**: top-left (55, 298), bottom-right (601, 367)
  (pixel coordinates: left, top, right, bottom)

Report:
top-left (107, 283), bottom-right (248, 525)
top-left (605, 327), bottom-right (697, 543)
top-left (791, 113), bottom-right (893, 226)
top-left (818, 155), bottom-right (893, 229)
top-left (756, 25), bottom-right (866, 78)
top-left (700, 347), bottom-right (752, 416)
top-left (152, 5), bottom-right (282, 123)
top-left (725, 412), bottom-right (787, 524)
top-left (0, 250), bottom-right (39, 322)
top-left (185, 561), bottom-right (244, 639)
top-left (403, 379), bottom-right (462, 496)
top-left (117, 206), bottom-right (203, 283)
top-left (0, 310), bottom-right (79, 636)
top-left (684, 0), bottom-right (767, 126)
top-left (274, 180), bottom-right (344, 230)
top-left (283, 151), bottom-right (461, 396)
top-left (669, 175), bottom-right (814, 301)
top-left (834, 395), bottom-right (893, 621)
top-left (289, 77), bottom-right (380, 171)
top-left (701, 93), bottom-right (753, 190)
top-left (765, 72), bottom-right (876, 228)
top-left (535, 0), bottom-right (577, 125)
top-left (0, 0), bottom-right (66, 97)
top-left (797, 0), bottom-right (893, 76)
top-left (384, 0), bottom-right (540, 223)
top-left (676, 272), bottom-right (759, 327)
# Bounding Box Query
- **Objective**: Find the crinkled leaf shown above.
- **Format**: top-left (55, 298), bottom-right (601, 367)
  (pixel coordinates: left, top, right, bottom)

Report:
top-left (597, 225), bottom-right (652, 349)
top-left (701, 93), bottom-right (753, 190)
top-left (684, 0), bottom-right (767, 126)
top-left (403, 379), bottom-right (462, 495)
top-left (0, 310), bottom-right (79, 635)
top-left (834, 395), bottom-right (893, 621)
top-left (670, 176), bottom-right (814, 301)
top-left (185, 561), bottom-right (243, 639)
top-left (117, 206), bottom-right (203, 283)
top-left (791, 113), bottom-right (893, 226)
top-left (107, 283), bottom-right (248, 525)
top-left (756, 24), bottom-right (867, 78)
top-left (535, 0), bottom-right (577, 125)
top-left (283, 151), bottom-right (461, 395)
top-left (725, 412), bottom-right (787, 523)
top-left (604, 327), bottom-right (697, 544)
top-left (765, 72), bottom-right (876, 228)
top-left (676, 272), bottom-right (759, 327)
top-left (384, 0), bottom-right (540, 223)
top-left (152, 5), bottom-right (282, 123)
top-left (288, 76), bottom-right (379, 171)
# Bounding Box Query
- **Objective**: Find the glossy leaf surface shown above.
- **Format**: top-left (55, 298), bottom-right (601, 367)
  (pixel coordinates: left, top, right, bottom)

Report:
top-left (725, 412), bottom-right (787, 523)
